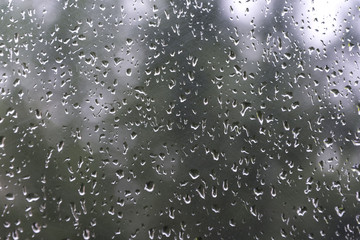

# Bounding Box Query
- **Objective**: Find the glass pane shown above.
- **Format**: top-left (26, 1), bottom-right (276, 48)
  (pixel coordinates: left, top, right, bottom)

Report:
top-left (1, 0), bottom-right (359, 239)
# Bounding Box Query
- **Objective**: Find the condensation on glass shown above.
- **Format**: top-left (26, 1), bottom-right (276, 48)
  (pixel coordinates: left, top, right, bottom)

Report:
top-left (0, 0), bottom-right (360, 239)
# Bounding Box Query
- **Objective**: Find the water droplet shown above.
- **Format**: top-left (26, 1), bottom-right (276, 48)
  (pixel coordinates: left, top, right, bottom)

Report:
top-left (32, 222), bottom-right (41, 233)
top-left (5, 193), bottom-right (15, 201)
top-left (78, 183), bottom-right (85, 196)
top-left (228, 50), bottom-right (236, 60)
top-left (212, 204), bottom-right (220, 213)
top-left (270, 185), bottom-right (276, 197)
top-left (256, 111), bottom-right (264, 125)
top-left (240, 102), bottom-right (251, 116)
top-left (196, 185), bottom-right (206, 199)
top-left (323, 138), bottom-right (333, 148)
top-left (145, 181), bottom-right (155, 192)
top-left (148, 228), bottom-right (155, 239)
top-left (114, 57), bottom-right (123, 66)
top-left (187, 71), bottom-right (194, 81)
top-left (352, 139), bottom-right (360, 146)
top-left (356, 215), bottom-right (360, 224)
top-left (189, 169), bottom-right (200, 179)
top-left (335, 206), bottom-right (345, 217)
top-left (126, 38), bottom-right (133, 46)
top-left (183, 194), bottom-right (191, 204)
top-left (253, 187), bottom-right (263, 197)
top-left (134, 86), bottom-right (147, 95)
top-left (13, 78), bottom-right (20, 87)
top-left (0, 136), bottom-right (5, 148)
top-left (351, 165), bottom-right (360, 175)
top-left (330, 89), bottom-right (340, 97)
top-left (116, 169), bottom-right (124, 179)
top-left (297, 206), bottom-right (307, 216)
top-left (26, 193), bottom-right (40, 202)
top-left (234, 65), bottom-right (241, 74)
top-left (130, 132), bottom-right (137, 140)
top-left (83, 229), bottom-right (91, 240)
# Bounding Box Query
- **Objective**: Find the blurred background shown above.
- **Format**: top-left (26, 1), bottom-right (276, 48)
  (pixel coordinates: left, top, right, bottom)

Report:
top-left (0, 0), bottom-right (360, 239)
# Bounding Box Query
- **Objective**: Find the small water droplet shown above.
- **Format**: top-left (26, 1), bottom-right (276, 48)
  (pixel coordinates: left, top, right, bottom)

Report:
top-left (145, 181), bottom-right (155, 192)
top-left (189, 169), bottom-right (200, 179)
top-left (134, 86), bottom-right (147, 95)
top-left (335, 206), bottom-right (345, 217)
top-left (183, 194), bottom-right (191, 204)
top-left (356, 215), bottom-right (360, 224)
top-left (187, 71), bottom-right (194, 81)
top-left (212, 204), bottom-right (220, 213)
top-left (116, 169), bottom-right (124, 179)
top-left (130, 132), bottom-right (137, 140)
top-left (270, 185), bottom-right (276, 197)
top-left (57, 141), bottom-right (64, 152)
top-left (356, 192), bottom-right (360, 201)
top-left (114, 57), bottom-right (123, 66)
top-left (5, 193), bottom-right (15, 201)
top-left (35, 109), bottom-right (41, 119)
top-left (351, 164), bottom-right (360, 175)
top-left (253, 187), bottom-right (263, 197)
top-left (228, 50), bottom-right (236, 60)
top-left (330, 89), bottom-right (340, 97)
top-left (126, 38), bottom-right (133, 46)
top-left (256, 111), bottom-right (264, 125)
top-left (240, 102), bottom-right (251, 116)
top-left (323, 138), bottom-right (333, 148)
top-left (26, 193), bottom-right (40, 202)
top-left (196, 185), bottom-right (205, 199)
top-left (31, 222), bottom-right (41, 233)
top-left (0, 136), bottom-right (5, 148)
top-left (78, 183), bottom-right (85, 196)
top-left (297, 206), bottom-right (307, 216)
top-left (148, 228), bottom-right (155, 239)
top-left (83, 229), bottom-right (91, 240)
top-left (352, 139), bottom-right (360, 146)
top-left (13, 78), bottom-right (20, 87)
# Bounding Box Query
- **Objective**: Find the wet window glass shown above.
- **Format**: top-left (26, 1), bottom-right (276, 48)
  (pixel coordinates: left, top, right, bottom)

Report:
top-left (1, 0), bottom-right (360, 239)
